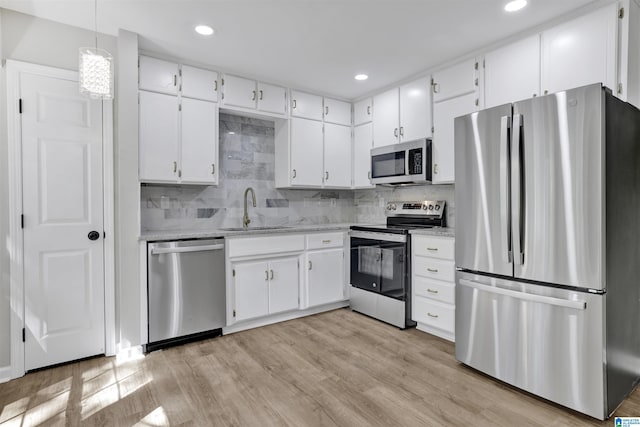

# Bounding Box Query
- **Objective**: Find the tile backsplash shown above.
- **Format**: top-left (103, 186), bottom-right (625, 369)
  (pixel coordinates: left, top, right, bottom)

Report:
top-left (140, 113), bottom-right (456, 232)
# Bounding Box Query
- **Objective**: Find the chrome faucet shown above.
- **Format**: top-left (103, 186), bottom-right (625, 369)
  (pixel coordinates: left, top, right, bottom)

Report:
top-left (243, 187), bottom-right (256, 229)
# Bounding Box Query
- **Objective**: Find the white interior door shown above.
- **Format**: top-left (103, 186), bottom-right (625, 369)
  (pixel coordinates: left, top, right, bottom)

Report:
top-left (20, 71), bottom-right (105, 371)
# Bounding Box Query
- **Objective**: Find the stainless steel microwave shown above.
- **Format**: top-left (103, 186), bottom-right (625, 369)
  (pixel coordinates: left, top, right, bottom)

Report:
top-left (370, 139), bottom-right (432, 185)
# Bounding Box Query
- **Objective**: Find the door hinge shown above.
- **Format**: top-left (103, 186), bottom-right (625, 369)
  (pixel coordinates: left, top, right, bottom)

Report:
top-left (103, 231), bottom-right (106, 239)
top-left (474, 61), bottom-right (479, 70)
top-left (483, 59), bottom-right (485, 68)
top-left (221, 78), bottom-right (225, 86)
top-left (619, 7), bottom-right (624, 19)
top-left (232, 269), bottom-right (236, 277)
top-left (22, 328), bottom-right (25, 342)
top-left (475, 99), bottom-right (479, 106)
top-left (19, 98), bottom-right (23, 114)
top-left (21, 214), bottom-right (24, 229)
top-left (618, 83), bottom-right (623, 94)
top-left (431, 126), bottom-right (435, 134)
top-left (178, 103), bottom-right (182, 111)
top-left (233, 309), bottom-right (236, 317)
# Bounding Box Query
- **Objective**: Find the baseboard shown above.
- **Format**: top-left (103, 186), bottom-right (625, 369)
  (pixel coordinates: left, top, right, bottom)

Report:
top-left (416, 323), bottom-right (455, 342)
top-left (0, 366), bottom-right (12, 384)
top-left (223, 301), bottom-right (349, 335)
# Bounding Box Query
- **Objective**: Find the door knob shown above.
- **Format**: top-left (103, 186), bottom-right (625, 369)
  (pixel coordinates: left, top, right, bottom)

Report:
top-left (88, 231), bottom-right (100, 241)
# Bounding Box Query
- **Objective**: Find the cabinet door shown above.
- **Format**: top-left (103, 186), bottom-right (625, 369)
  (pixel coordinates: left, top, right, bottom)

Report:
top-left (432, 92), bottom-right (477, 184)
top-left (139, 91), bottom-right (179, 182)
top-left (399, 76), bottom-right (432, 141)
top-left (139, 56), bottom-right (179, 95)
top-left (432, 59), bottom-right (477, 102)
top-left (307, 249), bottom-right (345, 307)
top-left (290, 90), bottom-right (323, 120)
top-left (541, 4), bottom-right (617, 95)
top-left (222, 74), bottom-right (257, 109)
top-left (373, 88), bottom-right (399, 146)
top-left (290, 118), bottom-right (324, 187)
top-left (268, 258), bottom-right (299, 314)
top-left (353, 123), bottom-right (374, 188)
top-left (354, 98), bottom-right (373, 126)
top-left (180, 98), bottom-right (218, 184)
top-left (181, 65), bottom-right (218, 102)
top-left (324, 97), bottom-right (352, 126)
top-left (234, 261), bottom-right (270, 322)
top-left (323, 123), bottom-right (352, 188)
top-left (485, 35), bottom-right (541, 108)
top-left (257, 82), bottom-right (287, 115)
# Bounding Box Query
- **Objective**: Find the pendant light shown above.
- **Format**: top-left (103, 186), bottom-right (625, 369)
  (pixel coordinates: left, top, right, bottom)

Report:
top-left (79, 0), bottom-right (114, 99)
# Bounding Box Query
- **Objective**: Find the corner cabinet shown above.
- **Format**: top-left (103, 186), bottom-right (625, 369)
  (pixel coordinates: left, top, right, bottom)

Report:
top-left (411, 234), bottom-right (455, 342)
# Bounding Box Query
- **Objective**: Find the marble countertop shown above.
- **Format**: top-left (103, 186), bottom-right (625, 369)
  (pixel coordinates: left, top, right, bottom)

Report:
top-left (140, 223), bottom-right (356, 241)
top-left (409, 227), bottom-right (455, 238)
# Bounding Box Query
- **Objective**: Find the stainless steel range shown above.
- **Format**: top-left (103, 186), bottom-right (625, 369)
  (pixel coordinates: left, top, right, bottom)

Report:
top-left (349, 200), bottom-right (446, 328)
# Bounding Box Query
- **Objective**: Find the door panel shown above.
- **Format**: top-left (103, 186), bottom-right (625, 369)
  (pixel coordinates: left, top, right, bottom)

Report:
top-left (269, 258), bottom-right (299, 314)
top-left (323, 123), bottom-right (351, 187)
top-left (257, 82), bottom-right (286, 115)
top-left (353, 123), bottom-right (374, 188)
top-left (307, 249), bottom-right (345, 307)
top-left (21, 71), bottom-right (105, 370)
top-left (373, 88), bottom-right (399, 146)
top-left (290, 118), bottom-right (323, 186)
top-left (222, 74), bottom-right (256, 109)
top-left (234, 261), bottom-right (269, 322)
top-left (454, 103), bottom-right (513, 277)
top-left (181, 98), bottom-right (217, 184)
top-left (513, 85), bottom-right (604, 289)
top-left (139, 90), bottom-right (178, 182)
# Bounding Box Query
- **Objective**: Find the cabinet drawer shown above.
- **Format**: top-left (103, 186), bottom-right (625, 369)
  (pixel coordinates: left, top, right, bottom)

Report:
top-left (412, 235), bottom-right (454, 260)
top-left (412, 296), bottom-right (455, 333)
top-left (413, 276), bottom-right (455, 305)
top-left (228, 234), bottom-right (304, 258)
top-left (306, 232), bottom-right (345, 249)
top-left (413, 257), bottom-right (455, 282)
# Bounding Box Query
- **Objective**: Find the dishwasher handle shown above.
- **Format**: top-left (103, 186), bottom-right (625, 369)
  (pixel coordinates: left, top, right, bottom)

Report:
top-left (151, 243), bottom-right (225, 255)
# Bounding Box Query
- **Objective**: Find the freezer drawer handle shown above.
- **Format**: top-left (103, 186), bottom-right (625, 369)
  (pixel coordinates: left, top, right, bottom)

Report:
top-left (427, 312), bottom-right (439, 318)
top-left (151, 244), bottom-right (224, 255)
top-left (427, 268), bottom-right (439, 273)
top-left (427, 247), bottom-right (438, 252)
top-left (458, 279), bottom-right (586, 310)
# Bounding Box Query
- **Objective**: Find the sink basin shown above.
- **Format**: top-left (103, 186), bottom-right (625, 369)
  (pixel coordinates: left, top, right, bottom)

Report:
top-left (219, 226), bottom-right (293, 231)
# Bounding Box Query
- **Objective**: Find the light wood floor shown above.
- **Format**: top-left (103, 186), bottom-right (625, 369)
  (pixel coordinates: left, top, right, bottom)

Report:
top-left (1, 308), bottom-right (639, 426)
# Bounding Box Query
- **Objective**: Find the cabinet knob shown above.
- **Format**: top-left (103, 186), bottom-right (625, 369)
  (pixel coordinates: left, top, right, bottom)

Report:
top-left (270, 269), bottom-right (274, 280)
top-left (394, 128), bottom-right (398, 138)
top-left (252, 90), bottom-right (256, 101)
top-left (325, 171), bottom-right (329, 181)
top-left (211, 164), bottom-right (215, 175)
top-left (325, 106), bottom-right (329, 115)
top-left (308, 261), bottom-right (313, 270)
top-left (292, 169), bottom-right (297, 179)
top-left (259, 90), bottom-right (263, 100)
top-left (292, 99), bottom-right (297, 109)
top-left (173, 161), bottom-right (177, 173)
top-left (399, 126), bottom-right (404, 137)
top-left (214, 80), bottom-right (218, 91)
top-left (265, 270), bottom-right (269, 281)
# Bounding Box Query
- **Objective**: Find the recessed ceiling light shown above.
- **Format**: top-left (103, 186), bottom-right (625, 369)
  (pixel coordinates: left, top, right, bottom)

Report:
top-left (504, 0), bottom-right (527, 12)
top-left (195, 25), bottom-right (214, 36)
top-left (355, 74), bottom-right (368, 81)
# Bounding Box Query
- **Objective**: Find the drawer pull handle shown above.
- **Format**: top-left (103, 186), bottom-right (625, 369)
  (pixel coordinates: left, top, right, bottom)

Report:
top-left (427, 268), bottom-right (439, 273)
top-left (427, 247), bottom-right (438, 251)
top-left (427, 288), bottom-right (439, 294)
top-left (427, 312), bottom-right (439, 318)
top-left (270, 269), bottom-right (274, 280)
top-left (265, 270), bottom-right (269, 281)
top-left (322, 240), bottom-right (331, 244)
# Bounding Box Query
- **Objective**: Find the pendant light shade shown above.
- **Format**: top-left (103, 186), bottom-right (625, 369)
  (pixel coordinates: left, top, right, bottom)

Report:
top-left (79, 47), bottom-right (114, 99)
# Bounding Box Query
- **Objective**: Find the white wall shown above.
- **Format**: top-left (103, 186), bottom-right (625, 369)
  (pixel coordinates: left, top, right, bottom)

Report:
top-left (0, 8), bottom-right (117, 370)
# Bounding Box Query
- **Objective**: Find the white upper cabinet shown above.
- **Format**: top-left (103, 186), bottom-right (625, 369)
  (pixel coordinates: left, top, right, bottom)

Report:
top-left (221, 74), bottom-right (257, 109)
top-left (399, 76), bottom-right (432, 143)
top-left (290, 118), bottom-right (324, 187)
top-left (323, 123), bottom-right (352, 188)
top-left (373, 76), bottom-right (432, 147)
top-left (354, 98), bottom-right (373, 125)
top-left (180, 98), bottom-right (218, 185)
top-left (353, 123), bottom-right (374, 188)
top-left (485, 35), bottom-right (541, 108)
top-left (432, 59), bottom-right (478, 102)
top-left (181, 65), bottom-right (218, 102)
top-left (139, 91), bottom-right (179, 182)
top-left (291, 90), bottom-right (324, 120)
top-left (541, 4), bottom-right (617, 95)
top-left (139, 56), bottom-right (179, 95)
top-left (257, 82), bottom-right (287, 115)
top-left (324, 98), bottom-right (352, 126)
top-left (373, 88), bottom-right (400, 146)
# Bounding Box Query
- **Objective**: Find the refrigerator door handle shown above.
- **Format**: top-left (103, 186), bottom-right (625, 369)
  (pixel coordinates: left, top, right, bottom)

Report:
top-left (511, 113), bottom-right (525, 265)
top-left (500, 115), bottom-right (512, 264)
top-left (458, 279), bottom-right (587, 310)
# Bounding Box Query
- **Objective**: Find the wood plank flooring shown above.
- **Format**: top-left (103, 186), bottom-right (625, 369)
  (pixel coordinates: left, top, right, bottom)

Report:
top-left (1, 308), bottom-right (639, 426)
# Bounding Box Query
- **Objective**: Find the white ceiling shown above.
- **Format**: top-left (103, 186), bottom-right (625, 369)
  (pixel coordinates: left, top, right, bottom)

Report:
top-left (0, 0), bottom-right (602, 99)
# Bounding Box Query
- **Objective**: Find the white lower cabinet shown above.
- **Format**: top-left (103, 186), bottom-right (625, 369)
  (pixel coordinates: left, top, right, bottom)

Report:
top-left (411, 234), bottom-right (455, 342)
top-left (304, 234), bottom-right (346, 308)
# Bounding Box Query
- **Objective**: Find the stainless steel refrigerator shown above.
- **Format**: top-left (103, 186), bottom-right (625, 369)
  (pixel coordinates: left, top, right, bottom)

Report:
top-left (454, 83), bottom-right (640, 420)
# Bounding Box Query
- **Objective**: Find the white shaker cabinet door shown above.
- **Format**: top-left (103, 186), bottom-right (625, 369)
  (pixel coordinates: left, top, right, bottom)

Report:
top-left (541, 3), bottom-right (617, 95)
top-left (181, 65), bottom-right (218, 102)
top-left (324, 97), bottom-right (352, 126)
top-left (432, 58), bottom-right (477, 102)
top-left (268, 258), bottom-right (299, 314)
top-left (354, 97), bottom-right (373, 126)
top-left (139, 56), bottom-right (179, 95)
top-left (233, 261), bottom-right (270, 322)
top-left (139, 90), bottom-right (179, 183)
top-left (353, 123), bottom-right (374, 188)
top-left (307, 249), bottom-right (345, 307)
top-left (373, 88), bottom-right (399, 147)
top-left (485, 35), bottom-right (541, 108)
top-left (432, 92), bottom-right (477, 184)
top-left (180, 98), bottom-right (218, 185)
top-left (290, 118), bottom-right (324, 187)
top-left (324, 123), bottom-right (352, 188)
top-left (222, 74), bottom-right (257, 109)
top-left (290, 90), bottom-right (323, 120)
top-left (400, 76), bottom-right (432, 141)
top-left (257, 82), bottom-right (287, 115)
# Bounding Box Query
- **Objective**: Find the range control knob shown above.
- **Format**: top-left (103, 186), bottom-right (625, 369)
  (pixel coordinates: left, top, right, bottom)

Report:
top-left (428, 204), bottom-right (434, 210)
top-left (435, 204), bottom-right (441, 210)
top-left (391, 204), bottom-right (397, 210)
top-left (422, 204), bottom-right (428, 210)
top-left (386, 203), bottom-right (392, 210)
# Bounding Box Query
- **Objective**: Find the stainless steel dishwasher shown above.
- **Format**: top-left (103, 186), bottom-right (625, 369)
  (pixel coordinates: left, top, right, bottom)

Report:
top-left (147, 238), bottom-right (225, 352)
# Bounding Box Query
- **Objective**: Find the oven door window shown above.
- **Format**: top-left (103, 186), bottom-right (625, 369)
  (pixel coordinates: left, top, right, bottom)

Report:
top-left (371, 151), bottom-right (405, 178)
top-left (350, 237), bottom-right (406, 300)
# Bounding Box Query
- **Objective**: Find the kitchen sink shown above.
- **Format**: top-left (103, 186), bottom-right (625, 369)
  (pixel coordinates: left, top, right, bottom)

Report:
top-left (219, 226), bottom-right (293, 231)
